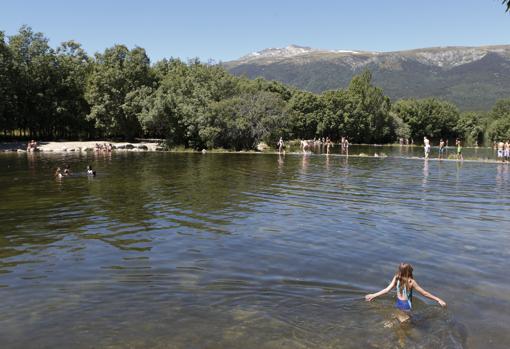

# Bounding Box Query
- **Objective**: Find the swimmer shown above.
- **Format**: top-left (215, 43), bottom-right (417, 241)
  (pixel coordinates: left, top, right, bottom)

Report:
top-left (55, 167), bottom-right (63, 179)
top-left (504, 140), bottom-right (509, 162)
top-left (365, 263), bottom-right (446, 323)
top-left (86, 165), bottom-right (96, 176)
top-left (63, 164), bottom-right (71, 175)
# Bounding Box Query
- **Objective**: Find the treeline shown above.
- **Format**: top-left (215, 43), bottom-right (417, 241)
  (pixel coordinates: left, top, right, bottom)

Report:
top-left (1, 26), bottom-right (510, 149)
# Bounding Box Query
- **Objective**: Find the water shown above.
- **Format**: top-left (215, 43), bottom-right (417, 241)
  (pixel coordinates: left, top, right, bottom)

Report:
top-left (0, 150), bottom-right (509, 348)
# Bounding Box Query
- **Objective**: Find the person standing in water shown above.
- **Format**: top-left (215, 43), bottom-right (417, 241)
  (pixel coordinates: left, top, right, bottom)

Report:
top-left (325, 137), bottom-right (332, 155)
top-left (456, 138), bottom-right (463, 161)
top-left (86, 165), bottom-right (96, 176)
top-left (55, 167), bottom-right (63, 179)
top-left (277, 137), bottom-right (285, 154)
top-left (365, 263), bottom-right (447, 322)
top-left (423, 137), bottom-right (431, 159)
top-left (504, 140), bottom-right (510, 162)
top-left (438, 139), bottom-right (445, 159)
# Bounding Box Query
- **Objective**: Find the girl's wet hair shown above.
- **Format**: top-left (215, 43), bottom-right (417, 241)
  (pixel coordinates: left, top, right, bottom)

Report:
top-left (396, 263), bottom-right (414, 292)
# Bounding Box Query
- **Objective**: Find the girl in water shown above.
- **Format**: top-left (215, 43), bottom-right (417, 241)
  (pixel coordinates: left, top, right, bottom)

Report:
top-left (365, 263), bottom-right (446, 322)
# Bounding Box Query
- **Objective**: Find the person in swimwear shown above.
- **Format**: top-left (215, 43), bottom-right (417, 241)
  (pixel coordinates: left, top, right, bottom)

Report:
top-left (438, 139), bottom-right (445, 159)
top-left (325, 137), bottom-right (332, 155)
top-left (497, 140), bottom-right (504, 161)
top-left (365, 263), bottom-right (446, 322)
top-left (55, 167), bottom-right (63, 179)
top-left (277, 137), bottom-right (285, 154)
top-left (456, 138), bottom-right (463, 161)
top-left (423, 136), bottom-right (431, 159)
top-left (86, 165), bottom-right (96, 176)
top-left (503, 140), bottom-right (509, 162)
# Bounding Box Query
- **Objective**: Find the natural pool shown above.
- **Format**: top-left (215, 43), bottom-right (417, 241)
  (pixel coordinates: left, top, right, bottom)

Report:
top-left (0, 150), bottom-right (509, 348)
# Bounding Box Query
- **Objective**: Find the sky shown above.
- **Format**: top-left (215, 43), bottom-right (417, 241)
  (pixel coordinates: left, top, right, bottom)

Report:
top-left (1, 0), bottom-right (509, 62)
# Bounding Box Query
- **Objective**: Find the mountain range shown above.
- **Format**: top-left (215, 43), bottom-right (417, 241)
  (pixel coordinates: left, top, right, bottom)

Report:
top-left (223, 44), bottom-right (510, 111)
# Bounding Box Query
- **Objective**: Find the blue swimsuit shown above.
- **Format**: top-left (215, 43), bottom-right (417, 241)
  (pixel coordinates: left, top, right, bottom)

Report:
top-left (395, 280), bottom-right (413, 311)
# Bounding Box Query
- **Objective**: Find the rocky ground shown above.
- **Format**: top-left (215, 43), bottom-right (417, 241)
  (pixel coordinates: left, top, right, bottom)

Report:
top-left (1, 141), bottom-right (163, 153)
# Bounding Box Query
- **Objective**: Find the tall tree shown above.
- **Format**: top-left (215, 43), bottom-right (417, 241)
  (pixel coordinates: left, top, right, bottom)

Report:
top-left (86, 45), bottom-right (152, 140)
top-left (54, 40), bottom-right (92, 138)
top-left (344, 71), bottom-right (393, 143)
top-left (392, 98), bottom-right (459, 142)
top-left (0, 31), bottom-right (15, 135)
top-left (9, 26), bottom-right (58, 138)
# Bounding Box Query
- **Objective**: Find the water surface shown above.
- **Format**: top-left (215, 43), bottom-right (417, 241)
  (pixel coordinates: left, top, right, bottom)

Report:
top-left (0, 151), bottom-right (509, 348)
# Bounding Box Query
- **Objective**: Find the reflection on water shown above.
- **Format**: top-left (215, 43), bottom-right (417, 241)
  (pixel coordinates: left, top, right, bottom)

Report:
top-left (0, 151), bottom-right (509, 348)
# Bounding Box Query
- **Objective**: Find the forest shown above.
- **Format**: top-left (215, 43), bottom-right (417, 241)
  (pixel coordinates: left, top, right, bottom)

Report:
top-left (1, 26), bottom-right (510, 150)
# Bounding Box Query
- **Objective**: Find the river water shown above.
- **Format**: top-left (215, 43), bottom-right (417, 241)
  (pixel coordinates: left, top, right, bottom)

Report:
top-left (0, 149), bottom-right (509, 348)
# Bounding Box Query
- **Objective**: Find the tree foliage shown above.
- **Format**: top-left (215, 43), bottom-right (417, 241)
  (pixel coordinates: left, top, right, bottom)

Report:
top-left (1, 26), bottom-right (510, 148)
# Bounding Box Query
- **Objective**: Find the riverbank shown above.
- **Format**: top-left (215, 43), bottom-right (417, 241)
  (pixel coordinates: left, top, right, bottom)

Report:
top-left (0, 141), bottom-right (163, 153)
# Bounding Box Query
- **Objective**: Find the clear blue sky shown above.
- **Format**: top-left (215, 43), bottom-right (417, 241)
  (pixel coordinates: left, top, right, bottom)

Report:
top-left (1, 0), bottom-right (508, 62)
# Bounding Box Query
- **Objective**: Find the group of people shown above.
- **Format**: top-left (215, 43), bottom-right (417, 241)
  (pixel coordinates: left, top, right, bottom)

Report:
top-left (423, 137), bottom-right (463, 160)
top-left (26, 140), bottom-right (39, 152)
top-left (297, 137), bottom-right (349, 155)
top-left (495, 140), bottom-right (510, 162)
top-left (399, 138), bottom-right (414, 146)
top-left (55, 165), bottom-right (96, 178)
top-left (95, 143), bottom-right (113, 152)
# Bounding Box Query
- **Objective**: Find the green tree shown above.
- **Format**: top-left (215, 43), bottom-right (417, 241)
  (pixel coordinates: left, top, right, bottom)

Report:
top-left (392, 98), bottom-right (459, 142)
top-left (487, 99), bottom-right (510, 141)
top-left (9, 26), bottom-right (58, 138)
top-left (455, 111), bottom-right (486, 146)
top-left (86, 45), bottom-right (152, 140)
top-left (343, 70), bottom-right (393, 143)
top-left (205, 91), bottom-right (286, 150)
top-left (54, 40), bottom-right (92, 138)
top-left (287, 90), bottom-right (322, 139)
top-left (0, 31), bottom-right (15, 135)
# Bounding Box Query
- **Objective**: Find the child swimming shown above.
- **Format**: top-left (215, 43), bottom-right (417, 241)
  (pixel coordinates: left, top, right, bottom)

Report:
top-left (365, 263), bottom-right (446, 321)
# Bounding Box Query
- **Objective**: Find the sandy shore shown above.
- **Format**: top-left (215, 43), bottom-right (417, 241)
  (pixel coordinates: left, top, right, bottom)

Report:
top-left (1, 141), bottom-right (163, 152)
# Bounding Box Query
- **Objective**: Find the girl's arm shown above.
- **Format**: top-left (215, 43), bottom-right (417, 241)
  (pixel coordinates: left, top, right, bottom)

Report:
top-left (411, 280), bottom-right (447, 307)
top-left (365, 276), bottom-right (396, 301)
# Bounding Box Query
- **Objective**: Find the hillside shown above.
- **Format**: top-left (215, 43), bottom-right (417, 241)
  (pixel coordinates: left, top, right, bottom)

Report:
top-left (223, 45), bottom-right (510, 110)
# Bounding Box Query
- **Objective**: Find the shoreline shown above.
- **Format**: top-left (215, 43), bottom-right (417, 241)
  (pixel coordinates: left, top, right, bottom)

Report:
top-left (0, 141), bottom-right (506, 165)
top-left (1, 141), bottom-right (163, 153)
top-left (0, 140), bottom-right (493, 153)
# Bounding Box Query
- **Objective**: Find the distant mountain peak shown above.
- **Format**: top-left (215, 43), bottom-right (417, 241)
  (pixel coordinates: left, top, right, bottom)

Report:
top-left (233, 44), bottom-right (510, 69)
top-left (224, 44), bottom-right (510, 111)
top-left (241, 44), bottom-right (361, 61)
